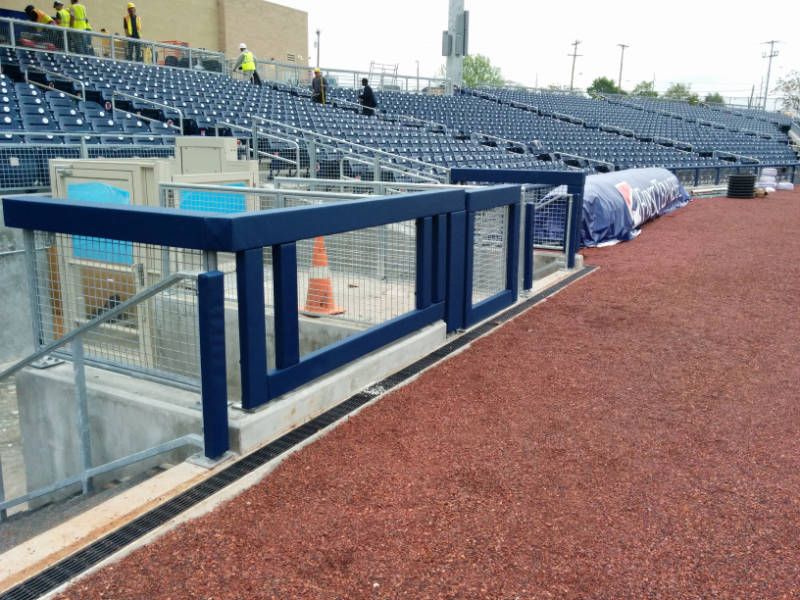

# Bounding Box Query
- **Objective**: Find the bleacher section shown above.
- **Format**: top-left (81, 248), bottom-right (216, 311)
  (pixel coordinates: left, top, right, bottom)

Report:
top-left (0, 44), bottom-right (797, 191)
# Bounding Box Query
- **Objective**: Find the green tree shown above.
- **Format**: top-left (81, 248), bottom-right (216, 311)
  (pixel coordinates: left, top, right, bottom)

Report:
top-left (632, 80), bottom-right (658, 97)
top-left (687, 93), bottom-right (700, 105)
top-left (664, 83), bottom-right (692, 101)
top-left (774, 70), bottom-right (800, 113)
top-left (704, 92), bottom-right (725, 105)
top-left (587, 76), bottom-right (623, 97)
top-left (462, 54), bottom-right (504, 88)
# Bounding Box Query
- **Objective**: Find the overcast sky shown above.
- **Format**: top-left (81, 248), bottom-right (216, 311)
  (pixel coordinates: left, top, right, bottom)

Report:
top-left (274, 0), bottom-right (798, 100)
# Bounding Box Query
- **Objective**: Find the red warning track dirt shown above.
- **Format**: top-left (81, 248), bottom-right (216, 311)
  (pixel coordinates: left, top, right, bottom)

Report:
top-left (57, 191), bottom-right (800, 599)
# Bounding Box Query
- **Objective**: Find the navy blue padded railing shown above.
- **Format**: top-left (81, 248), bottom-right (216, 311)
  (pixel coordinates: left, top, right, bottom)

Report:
top-left (1, 186), bottom-right (533, 416)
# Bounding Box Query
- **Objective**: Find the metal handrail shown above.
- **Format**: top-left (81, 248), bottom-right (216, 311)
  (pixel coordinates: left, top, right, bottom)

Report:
top-left (112, 90), bottom-right (182, 132)
top-left (0, 271), bottom-right (195, 382)
top-left (0, 15), bottom-right (226, 68)
top-left (273, 176), bottom-right (477, 193)
top-left (24, 64), bottom-right (85, 101)
top-left (160, 181), bottom-right (364, 202)
top-left (252, 116), bottom-right (450, 181)
top-left (215, 120), bottom-right (300, 168)
top-left (0, 130), bottom-right (176, 139)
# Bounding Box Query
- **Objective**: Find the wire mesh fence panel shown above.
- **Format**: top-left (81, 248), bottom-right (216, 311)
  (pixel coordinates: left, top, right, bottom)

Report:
top-left (86, 143), bottom-right (175, 161)
top-left (0, 142), bottom-right (176, 193)
top-left (471, 205), bottom-right (508, 305)
top-left (0, 144), bottom-right (80, 191)
top-left (522, 184), bottom-right (570, 251)
top-left (290, 222), bottom-right (417, 359)
top-left (28, 232), bottom-right (205, 389)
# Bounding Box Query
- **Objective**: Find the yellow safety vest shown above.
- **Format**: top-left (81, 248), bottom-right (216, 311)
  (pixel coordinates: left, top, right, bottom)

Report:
top-left (71, 3), bottom-right (90, 30)
top-left (241, 51), bottom-right (255, 72)
top-left (124, 15), bottom-right (142, 36)
top-left (56, 8), bottom-right (70, 26)
top-left (34, 9), bottom-right (54, 24)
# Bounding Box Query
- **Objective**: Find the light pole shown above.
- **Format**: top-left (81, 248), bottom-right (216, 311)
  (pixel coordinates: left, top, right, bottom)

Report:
top-left (762, 40), bottom-right (779, 111)
top-left (568, 40), bottom-right (582, 92)
top-left (617, 43), bottom-right (629, 91)
top-left (315, 29), bottom-right (321, 68)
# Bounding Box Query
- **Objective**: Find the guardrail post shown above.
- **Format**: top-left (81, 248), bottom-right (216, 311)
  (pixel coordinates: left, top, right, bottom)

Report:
top-left (445, 210), bottom-right (467, 332)
top-left (272, 243), bottom-right (300, 369)
top-left (416, 217), bottom-right (433, 309)
top-left (9, 21), bottom-right (15, 49)
top-left (564, 195), bottom-right (575, 269)
top-left (197, 270), bottom-right (229, 460)
top-left (373, 156), bottom-right (381, 182)
top-left (523, 202), bottom-right (535, 291)
top-left (236, 248), bottom-right (268, 409)
top-left (71, 334), bottom-right (93, 495)
top-left (507, 200), bottom-right (521, 300)
top-left (434, 215), bottom-right (447, 303)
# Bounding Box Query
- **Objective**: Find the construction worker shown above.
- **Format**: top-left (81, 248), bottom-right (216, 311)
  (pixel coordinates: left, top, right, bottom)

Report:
top-left (24, 5), bottom-right (60, 49)
top-left (53, 1), bottom-right (70, 26)
top-left (311, 68), bottom-right (327, 104)
top-left (232, 43), bottom-right (261, 86)
top-left (68, 0), bottom-right (91, 55)
top-left (123, 2), bottom-right (142, 62)
top-left (24, 4), bottom-right (54, 24)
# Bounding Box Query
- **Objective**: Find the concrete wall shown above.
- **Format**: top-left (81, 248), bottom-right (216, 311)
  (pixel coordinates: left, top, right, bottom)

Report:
top-left (219, 0), bottom-right (308, 64)
top-left (16, 364), bottom-right (202, 505)
top-left (0, 0), bottom-right (308, 63)
top-left (0, 203), bottom-right (33, 364)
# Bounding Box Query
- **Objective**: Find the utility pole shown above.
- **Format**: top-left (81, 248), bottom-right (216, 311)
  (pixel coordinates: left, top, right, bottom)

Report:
top-left (762, 40), bottom-right (779, 111)
top-left (315, 29), bottom-right (321, 68)
top-left (444, 0), bottom-right (467, 89)
top-left (568, 40), bottom-right (582, 92)
top-left (617, 43), bottom-right (629, 91)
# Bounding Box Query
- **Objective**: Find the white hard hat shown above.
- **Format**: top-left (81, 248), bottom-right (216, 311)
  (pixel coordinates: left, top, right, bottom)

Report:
top-left (239, 43), bottom-right (247, 50)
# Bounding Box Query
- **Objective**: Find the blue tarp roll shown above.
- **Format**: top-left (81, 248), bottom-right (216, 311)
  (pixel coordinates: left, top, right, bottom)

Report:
top-left (581, 168), bottom-right (691, 247)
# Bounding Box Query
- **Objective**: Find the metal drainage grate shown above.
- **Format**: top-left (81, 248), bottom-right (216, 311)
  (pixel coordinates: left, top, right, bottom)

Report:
top-left (1, 266), bottom-right (596, 600)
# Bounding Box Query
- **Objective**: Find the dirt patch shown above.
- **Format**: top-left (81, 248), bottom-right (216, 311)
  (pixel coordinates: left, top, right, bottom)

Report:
top-left (56, 191), bottom-right (800, 599)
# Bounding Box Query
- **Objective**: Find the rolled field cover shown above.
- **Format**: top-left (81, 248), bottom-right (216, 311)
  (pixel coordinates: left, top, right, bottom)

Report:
top-left (582, 168), bottom-right (691, 246)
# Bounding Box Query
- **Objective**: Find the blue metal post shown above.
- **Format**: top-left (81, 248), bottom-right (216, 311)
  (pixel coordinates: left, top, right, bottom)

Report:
top-left (433, 215), bottom-right (447, 304)
top-left (236, 248), bottom-right (269, 410)
top-left (506, 201), bottom-right (521, 298)
top-left (523, 203), bottom-right (535, 291)
top-left (272, 242), bottom-right (300, 369)
top-left (462, 211), bottom-right (476, 323)
top-left (445, 210), bottom-right (467, 332)
top-left (198, 270), bottom-right (229, 460)
top-left (416, 217), bottom-right (433, 310)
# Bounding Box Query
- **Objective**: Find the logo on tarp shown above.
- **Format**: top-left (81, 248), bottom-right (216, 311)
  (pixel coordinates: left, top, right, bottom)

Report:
top-left (615, 181), bottom-right (635, 217)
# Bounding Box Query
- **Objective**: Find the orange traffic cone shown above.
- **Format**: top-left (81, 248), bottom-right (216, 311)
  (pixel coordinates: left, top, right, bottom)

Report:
top-left (301, 236), bottom-right (344, 317)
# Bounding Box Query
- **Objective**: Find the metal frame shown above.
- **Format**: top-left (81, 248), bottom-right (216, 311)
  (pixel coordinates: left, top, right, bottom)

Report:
top-left (450, 169), bottom-right (586, 270)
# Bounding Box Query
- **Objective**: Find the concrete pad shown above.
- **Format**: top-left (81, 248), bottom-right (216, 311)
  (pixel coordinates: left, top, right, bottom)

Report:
top-left (0, 461), bottom-right (212, 594)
